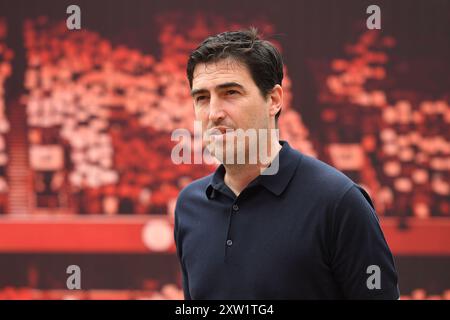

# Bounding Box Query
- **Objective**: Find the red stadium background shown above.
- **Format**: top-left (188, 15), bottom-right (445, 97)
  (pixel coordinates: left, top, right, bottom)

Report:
top-left (0, 0), bottom-right (448, 299)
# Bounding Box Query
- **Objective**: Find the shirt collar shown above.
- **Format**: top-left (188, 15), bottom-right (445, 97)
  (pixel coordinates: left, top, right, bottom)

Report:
top-left (205, 140), bottom-right (302, 199)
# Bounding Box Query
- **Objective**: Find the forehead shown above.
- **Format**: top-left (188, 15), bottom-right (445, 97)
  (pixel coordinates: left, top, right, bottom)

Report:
top-left (192, 58), bottom-right (254, 89)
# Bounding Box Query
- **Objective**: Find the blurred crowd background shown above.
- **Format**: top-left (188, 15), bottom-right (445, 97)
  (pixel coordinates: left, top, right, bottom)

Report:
top-left (0, 0), bottom-right (448, 299)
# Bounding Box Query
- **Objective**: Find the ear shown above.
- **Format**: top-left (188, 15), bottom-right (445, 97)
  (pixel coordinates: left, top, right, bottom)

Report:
top-left (268, 84), bottom-right (283, 118)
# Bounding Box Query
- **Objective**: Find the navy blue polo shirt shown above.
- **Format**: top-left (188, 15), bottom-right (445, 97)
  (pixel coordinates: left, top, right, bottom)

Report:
top-left (174, 141), bottom-right (399, 299)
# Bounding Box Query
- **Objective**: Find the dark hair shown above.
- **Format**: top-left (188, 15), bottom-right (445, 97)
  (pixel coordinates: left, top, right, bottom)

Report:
top-left (186, 27), bottom-right (283, 122)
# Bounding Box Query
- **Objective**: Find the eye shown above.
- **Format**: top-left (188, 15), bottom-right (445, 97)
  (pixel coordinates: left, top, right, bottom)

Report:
top-left (226, 90), bottom-right (239, 95)
top-left (196, 95), bottom-right (208, 103)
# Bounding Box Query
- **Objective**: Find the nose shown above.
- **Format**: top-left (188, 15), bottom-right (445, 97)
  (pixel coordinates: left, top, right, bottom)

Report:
top-left (208, 95), bottom-right (226, 124)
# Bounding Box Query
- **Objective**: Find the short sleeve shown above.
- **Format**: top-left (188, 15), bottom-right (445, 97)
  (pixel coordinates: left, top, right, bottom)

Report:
top-left (330, 184), bottom-right (400, 299)
top-left (174, 209), bottom-right (192, 300)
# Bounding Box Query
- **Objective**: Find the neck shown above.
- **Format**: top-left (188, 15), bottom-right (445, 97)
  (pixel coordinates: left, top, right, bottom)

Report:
top-left (223, 140), bottom-right (282, 196)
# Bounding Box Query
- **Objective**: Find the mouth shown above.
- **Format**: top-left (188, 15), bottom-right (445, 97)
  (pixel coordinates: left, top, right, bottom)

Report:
top-left (209, 126), bottom-right (234, 136)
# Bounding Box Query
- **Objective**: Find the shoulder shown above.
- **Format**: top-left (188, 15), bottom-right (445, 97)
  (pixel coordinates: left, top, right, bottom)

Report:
top-left (296, 154), bottom-right (376, 214)
top-left (334, 184), bottom-right (379, 224)
top-left (293, 152), bottom-right (355, 200)
top-left (287, 149), bottom-right (378, 218)
top-left (174, 173), bottom-right (214, 230)
top-left (176, 173), bottom-right (213, 206)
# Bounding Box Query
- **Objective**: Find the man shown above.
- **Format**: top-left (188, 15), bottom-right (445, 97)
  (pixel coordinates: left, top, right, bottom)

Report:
top-left (174, 28), bottom-right (399, 299)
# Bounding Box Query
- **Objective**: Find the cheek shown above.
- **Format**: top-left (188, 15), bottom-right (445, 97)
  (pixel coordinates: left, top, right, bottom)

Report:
top-left (194, 108), bottom-right (210, 129)
top-left (194, 107), bottom-right (208, 120)
top-left (245, 101), bottom-right (268, 125)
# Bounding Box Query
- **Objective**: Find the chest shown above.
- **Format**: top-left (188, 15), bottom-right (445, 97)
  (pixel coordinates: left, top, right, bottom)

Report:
top-left (181, 200), bottom-right (331, 298)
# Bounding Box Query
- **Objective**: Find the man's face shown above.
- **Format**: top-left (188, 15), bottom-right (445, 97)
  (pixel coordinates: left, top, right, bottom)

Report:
top-left (191, 58), bottom-right (275, 163)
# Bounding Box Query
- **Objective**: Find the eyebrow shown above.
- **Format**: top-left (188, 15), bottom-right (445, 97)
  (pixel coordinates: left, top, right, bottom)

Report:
top-left (190, 82), bottom-right (245, 97)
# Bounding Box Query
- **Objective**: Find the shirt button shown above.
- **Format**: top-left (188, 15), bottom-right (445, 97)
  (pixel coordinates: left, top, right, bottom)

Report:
top-left (226, 239), bottom-right (233, 246)
top-left (232, 204), bottom-right (239, 212)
